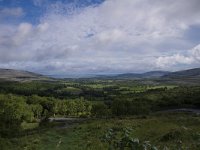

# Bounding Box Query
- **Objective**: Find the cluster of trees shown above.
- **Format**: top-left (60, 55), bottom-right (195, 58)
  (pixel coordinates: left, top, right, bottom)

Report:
top-left (0, 94), bottom-right (34, 136)
top-left (91, 99), bottom-right (152, 118)
top-left (90, 86), bottom-right (200, 117)
top-left (53, 98), bottom-right (92, 117)
top-left (0, 94), bottom-right (92, 137)
top-left (0, 81), bottom-right (81, 99)
top-left (111, 99), bottom-right (150, 116)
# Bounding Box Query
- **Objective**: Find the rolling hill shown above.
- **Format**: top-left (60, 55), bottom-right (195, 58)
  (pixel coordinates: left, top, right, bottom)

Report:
top-left (163, 68), bottom-right (200, 78)
top-left (159, 68), bottom-right (200, 85)
top-left (93, 68), bottom-right (200, 85)
top-left (0, 69), bottom-right (51, 81)
top-left (100, 68), bottom-right (200, 80)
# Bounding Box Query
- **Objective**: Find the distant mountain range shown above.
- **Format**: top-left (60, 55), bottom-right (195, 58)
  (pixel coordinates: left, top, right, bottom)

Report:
top-left (0, 68), bottom-right (200, 82)
top-left (109, 71), bottom-right (170, 79)
top-left (95, 68), bottom-right (200, 80)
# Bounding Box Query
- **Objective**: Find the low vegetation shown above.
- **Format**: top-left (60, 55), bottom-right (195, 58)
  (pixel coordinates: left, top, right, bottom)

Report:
top-left (1, 114), bottom-right (200, 150)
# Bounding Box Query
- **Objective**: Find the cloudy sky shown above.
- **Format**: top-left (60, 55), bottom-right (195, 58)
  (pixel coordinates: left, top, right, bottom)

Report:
top-left (0, 0), bottom-right (200, 75)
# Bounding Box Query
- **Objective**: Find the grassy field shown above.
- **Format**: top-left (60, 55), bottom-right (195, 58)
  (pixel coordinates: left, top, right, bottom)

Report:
top-left (2, 113), bottom-right (200, 150)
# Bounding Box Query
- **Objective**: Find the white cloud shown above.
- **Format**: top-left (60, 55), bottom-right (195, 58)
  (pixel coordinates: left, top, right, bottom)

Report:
top-left (96, 29), bottom-right (126, 43)
top-left (156, 44), bottom-right (200, 69)
top-left (156, 54), bottom-right (195, 68)
top-left (0, 7), bottom-right (24, 18)
top-left (12, 23), bottom-right (33, 46)
top-left (192, 44), bottom-right (200, 61)
top-left (37, 23), bottom-right (49, 32)
top-left (1, 0), bottom-right (200, 74)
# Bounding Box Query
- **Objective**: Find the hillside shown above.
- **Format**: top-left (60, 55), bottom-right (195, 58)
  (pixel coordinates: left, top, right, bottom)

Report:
top-left (140, 71), bottom-right (170, 78)
top-left (156, 68), bottom-right (200, 85)
top-left (163, 68), bottom-right (200, 78)
top-left (0, 69), bottom-right (51, 81)
top-left (96, 68), bottom-right (200, 81)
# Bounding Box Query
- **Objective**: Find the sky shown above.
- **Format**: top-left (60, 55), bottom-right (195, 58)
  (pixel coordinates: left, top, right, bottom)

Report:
top-left (0, 0), bottom-right (200, 76)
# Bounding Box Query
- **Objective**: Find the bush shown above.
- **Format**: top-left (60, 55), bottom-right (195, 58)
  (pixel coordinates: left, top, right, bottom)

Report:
top-left (101, 128), bottom-right (158, 150)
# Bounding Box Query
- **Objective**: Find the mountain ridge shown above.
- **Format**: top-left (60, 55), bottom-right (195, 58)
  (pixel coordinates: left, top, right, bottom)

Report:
top-left (0, 68), bottom-right (200, 81)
